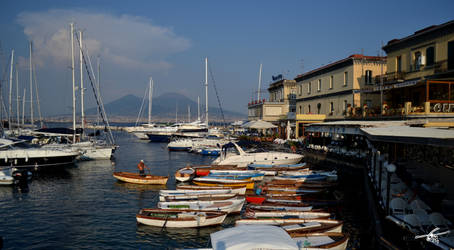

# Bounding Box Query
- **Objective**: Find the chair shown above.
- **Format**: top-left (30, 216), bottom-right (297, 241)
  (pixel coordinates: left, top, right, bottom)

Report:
top-left (429, 212), bottom-right (452, 231)
top-left (413, 208), bottom-right (431, 227)
top-left (410, 199), bottom-right (431, 212)
top-left (390, 198), bottom-right (408, 215)
top-left (404, 214), bottom-right (424, 233)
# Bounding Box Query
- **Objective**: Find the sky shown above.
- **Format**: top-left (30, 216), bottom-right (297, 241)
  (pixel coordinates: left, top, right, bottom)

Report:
top-left (0, 0), bottom-right (453, 116)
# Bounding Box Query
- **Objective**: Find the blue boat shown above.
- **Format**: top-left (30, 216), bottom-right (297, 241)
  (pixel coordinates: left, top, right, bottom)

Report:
top-left (147, 133), bottom-right (170, 142)
top-left (201, 148), bottom-right (221, 156)
top-left (248, 163), bottom-right (307, 170)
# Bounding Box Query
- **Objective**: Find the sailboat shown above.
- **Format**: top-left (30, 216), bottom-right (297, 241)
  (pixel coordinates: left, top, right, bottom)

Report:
top-left (41, 24), bottom-right (115, 160)
top-left (131, 77), bottom-right (159, 140)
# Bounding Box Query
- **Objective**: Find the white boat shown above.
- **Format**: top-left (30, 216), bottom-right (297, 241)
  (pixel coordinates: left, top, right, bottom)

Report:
top-left (0, 139), bottom-right (80, 169)
top-left (158, 197), bottom-right (245, 214)
top-left (210, 225), bottom-right (300, 250)
top-left (283, 221), bottom-right (343, 234)
top-left (136, 209), bottom-right (227, 228)
top-left (245, 211), bottom-right (331, 220)
top-left (0, 168), bottom-right (14, 185)
top-left (292, 232), bottom-right (349, 250)
top-left (174, 167), bottom-right (195, 182)
top-left (159, 189), bottom-right (233, 196)
top-left (42, 140), bottom-right (114, 160)
top-left (176, 185), bottom-right (247, 195)
top-left (235, 218), bottom-right (342, 226)
top-left (213, 142), bottom-right (303, 167)
top-left (247, 204), bottom-right (314, 212)
top-left (210, 169), bottom-right (276, 177)
top-left (159, 192), bottom-right (238, 202)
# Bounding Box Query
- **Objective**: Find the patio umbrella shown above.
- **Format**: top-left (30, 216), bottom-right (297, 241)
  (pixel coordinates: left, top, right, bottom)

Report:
top-left (241, 120), bottom-right (277, 129)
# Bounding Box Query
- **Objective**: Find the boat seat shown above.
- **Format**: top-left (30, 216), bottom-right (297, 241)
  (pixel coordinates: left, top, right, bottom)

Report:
top-left (412, 208), bottom-right (431, 226)
top-left (409, 199), bottom-right (431, 212)
top-left (403, 214), bottom-right (424, 233)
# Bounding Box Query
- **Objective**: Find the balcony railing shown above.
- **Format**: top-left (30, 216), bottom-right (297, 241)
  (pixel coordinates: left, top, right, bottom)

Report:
top-left (374, 72), bottom-right (406, 84)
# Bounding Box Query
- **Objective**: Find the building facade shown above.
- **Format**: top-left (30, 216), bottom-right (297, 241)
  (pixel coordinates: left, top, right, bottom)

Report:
top-left (378, 20), bottom-right (454, 118)
top-left (294, 54), bottom-right (387, 137)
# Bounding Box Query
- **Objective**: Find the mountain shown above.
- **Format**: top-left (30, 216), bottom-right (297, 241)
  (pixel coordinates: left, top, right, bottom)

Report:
top-left (85, 92), bottom-right (246, 121)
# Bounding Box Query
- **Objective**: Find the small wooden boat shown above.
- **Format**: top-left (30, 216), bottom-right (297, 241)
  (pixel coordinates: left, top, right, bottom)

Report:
top-left (159, 193), bottom-right (238, 202)
top-left (208, 172), bottom-right (265, 181)
top-left (0, 168), bottom-right (14, 185)
top-left (247, 204), bottom-right (314, 212)
top-left (244, 210), bottom-right (331, 220)
top-left (160, 189), bottom-right (232, 196)
top-left (273, 174), bottom-right (327, 182)
top-left (246, 195), bottom-right (323, 205)
top-left (113, 172), bottom-right (168, 185)
top-left (158, 198), bottom-right (245, 214)
top-left (174, 167), bottom-right (195, 182)
top-left (189, 164), bottom-right (244, 177)
top-left (210, 169), bottom-right (276, 176)
top-left (291, 232), bottom-right (349, 250)
top-left (267, 180), bottom-right (338, 187)
top-left (283, 221), bottom-right (343, 234)
top-left (263, 187), bottom-right (326, 195)
top-left (193, 177), bottom-right (255, 190)
top-left (248, 163), bottom-right (309, 172)
top-left (136, 209), bottom-right (227, 228)
top-left (235, 218), bottom-right (341, 227)
top-left (176, 185), bottom-right (247, 195)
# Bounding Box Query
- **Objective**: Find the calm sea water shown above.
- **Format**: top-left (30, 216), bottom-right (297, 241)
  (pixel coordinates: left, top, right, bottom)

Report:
top-left (0, 131), bottom-right (365, 249)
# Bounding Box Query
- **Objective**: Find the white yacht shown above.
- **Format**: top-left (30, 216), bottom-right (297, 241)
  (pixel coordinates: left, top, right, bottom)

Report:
top-left (0, 139), bottom-right (81, 170)
top-left (212, 142), bottom-right (303, 167)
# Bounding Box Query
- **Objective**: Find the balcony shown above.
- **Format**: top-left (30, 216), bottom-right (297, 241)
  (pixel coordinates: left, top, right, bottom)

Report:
top-left (374, 72), bottom-right (406, 85)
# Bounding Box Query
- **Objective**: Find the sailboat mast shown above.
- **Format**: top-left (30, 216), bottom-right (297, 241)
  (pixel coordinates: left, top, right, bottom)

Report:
top-left (70, 23), bottom-right (76, 143)
top-left (257, 63), bottom-right (262, 101)
top-left (205, 57), bottom-right (208, 127)
top-left (16, 62), bottom-right (19, 131)
top-left (8, 50), bottom-right (14, 131)
top-left (22, 89), bottom-right (26, 127)
top-left (79, 30), bottom-right (85, 134)
top-left (197, 96), bottom-right (200, 121)
top-left (29, 42), bottom-right (34, 127)
top-left (148, 76), bottom-right (153, 124)
top-left (188, 105), bottom-right (190, 122)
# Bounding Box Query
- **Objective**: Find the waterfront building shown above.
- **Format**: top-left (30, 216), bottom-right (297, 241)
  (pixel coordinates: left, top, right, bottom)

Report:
top-left (294, 54), bottom-right (386, 137)
top-left (247, 78), bottom-right (297, 137)
top-left (376, 19), bottom-right (454, 120)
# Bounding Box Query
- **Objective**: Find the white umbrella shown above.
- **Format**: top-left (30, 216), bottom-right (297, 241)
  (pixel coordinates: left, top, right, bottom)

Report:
top-left (241, 120), bottom-right (277, 129)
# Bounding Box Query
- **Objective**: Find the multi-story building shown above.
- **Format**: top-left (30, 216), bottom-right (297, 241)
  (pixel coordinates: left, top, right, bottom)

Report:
top-left (294, 54), bottom-right (386, 137)
top-left (247, 78), bottom-right (297, 136)
top-left (378, 20), bottom-right (454, 118)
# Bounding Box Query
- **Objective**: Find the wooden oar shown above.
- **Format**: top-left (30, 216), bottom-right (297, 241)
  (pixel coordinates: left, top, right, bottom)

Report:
top-left (160, 214), bottom-right (170, 232)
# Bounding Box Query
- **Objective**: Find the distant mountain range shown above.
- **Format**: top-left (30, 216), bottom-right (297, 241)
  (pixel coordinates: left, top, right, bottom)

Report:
top-left (85, 92), bottom-right (246, 121)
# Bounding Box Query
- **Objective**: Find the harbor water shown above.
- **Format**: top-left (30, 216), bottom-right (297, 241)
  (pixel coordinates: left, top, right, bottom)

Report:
top-left (0, 131), bottom-right (366, 249)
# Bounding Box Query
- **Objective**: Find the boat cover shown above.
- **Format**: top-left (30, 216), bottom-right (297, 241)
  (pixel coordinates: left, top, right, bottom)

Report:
top-left (210, 225), bottom-right (298, 250)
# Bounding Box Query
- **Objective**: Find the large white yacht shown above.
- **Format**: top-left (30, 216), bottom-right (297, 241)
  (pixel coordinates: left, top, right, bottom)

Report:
top-left (212, 142), bottom-right (303, 167)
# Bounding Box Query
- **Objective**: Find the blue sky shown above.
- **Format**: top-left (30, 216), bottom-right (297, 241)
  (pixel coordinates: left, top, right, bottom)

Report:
top-left (1, 0), bottom-right (453, 116)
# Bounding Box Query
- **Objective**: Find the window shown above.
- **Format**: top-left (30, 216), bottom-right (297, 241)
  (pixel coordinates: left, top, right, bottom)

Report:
top-left (343, 100), bottom-right (348, 112)
top-left (426, 47), bottom-right (434, 66)
top-left (414, 51), bottom-right (422, 71)
top-left (308, 104), bottom-right (311, 114)
top-left (317, 79), bottom-right (321, 92)
top-left (317, 103), bottom-right (321, 114)
top-left (329, 102), bottom-right (334, 115)
top-left (396, 56), bottom-right (402, 72)
top-left (365, 70), bottom-right (373, 85)
top-left (299, 105), bottom-right (302, 114)
top-left (307, 82), bottom-right (311, 94)
top-left (343, 72), bottom-right (348, 86)
top-left (329, 75), bottom-right (333, 89)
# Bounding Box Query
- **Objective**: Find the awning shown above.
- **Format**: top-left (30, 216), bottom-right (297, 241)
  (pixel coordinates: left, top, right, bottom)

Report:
top-left (242, 120), bottom-right (277, 129)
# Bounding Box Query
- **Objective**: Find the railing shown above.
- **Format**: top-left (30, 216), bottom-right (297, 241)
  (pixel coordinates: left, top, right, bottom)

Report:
top-left (374, 72), bottom-right (406, 84)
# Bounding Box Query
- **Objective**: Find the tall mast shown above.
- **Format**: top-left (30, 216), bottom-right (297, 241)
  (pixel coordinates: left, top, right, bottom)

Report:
top-left (148, 76), bottom-right (153, 124)
top-left (205, 57), bottom-right (208, 127)
top-left (197, 96), bottom-right (200, 121)
top-left (97, 56), bottom-right (101, 125)
top-left (16, 62), bottom-right (19, 131)
top-left (257, 63), bottom-right (262, 101)
top-left (22, 89), bottom-right (26, 127)
top-left (8, 49), bottom-right (14, 130)
top-left (79, 30), bottom-right (85, 134)
top-left (29, 42), bottom-right (34, 127)
top-left (70, 23), bottom-right (76, 143)
top-left (188, 105), bottom-right (190, 122)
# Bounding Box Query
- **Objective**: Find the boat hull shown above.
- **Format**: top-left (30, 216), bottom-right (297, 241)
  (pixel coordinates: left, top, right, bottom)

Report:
top-left (136, 209), bottom-right (227, 228)
top-left (113, 172), bottom-right (168, 185)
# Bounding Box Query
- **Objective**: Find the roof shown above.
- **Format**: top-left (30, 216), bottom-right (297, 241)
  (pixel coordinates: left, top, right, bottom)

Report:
top-left (294, 54), bottom-right (386, 82)
top-left (310, 120), bottom-right (407, 127)
top-left (383, 19), bottom-right (454, 52)
top-left (361, 126), bottom-right (454, 147)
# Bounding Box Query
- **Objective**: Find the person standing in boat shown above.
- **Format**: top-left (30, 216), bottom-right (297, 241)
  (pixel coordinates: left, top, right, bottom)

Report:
top-left (137, 160), bottom-right (149, 177)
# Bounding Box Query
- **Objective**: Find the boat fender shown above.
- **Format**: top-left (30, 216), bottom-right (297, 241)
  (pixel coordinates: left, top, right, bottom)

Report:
top-left (4, 157), bottom-right (7, 163)
top-left (14, 159), bottom-right (17, 165)
top-left (25, 155), bottom-right (28, 162)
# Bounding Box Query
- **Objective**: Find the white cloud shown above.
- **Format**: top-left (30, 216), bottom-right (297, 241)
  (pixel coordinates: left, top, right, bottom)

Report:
top-left (16, 9), bottom-right (191, 71)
